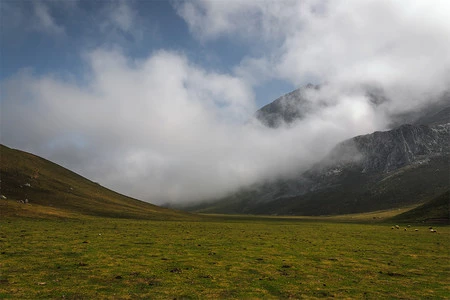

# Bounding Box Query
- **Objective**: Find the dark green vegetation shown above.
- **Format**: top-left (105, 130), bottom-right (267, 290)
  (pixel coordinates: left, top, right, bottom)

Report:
top-left (393, 191), bottom-right (450, 224)
top-left (0, 145), bottom-right (191, 220)
top-left (1, 217), bottom-right (449, 299)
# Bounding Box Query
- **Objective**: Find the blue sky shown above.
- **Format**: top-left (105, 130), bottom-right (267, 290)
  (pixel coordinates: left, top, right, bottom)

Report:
top-left (1, 0), bottom-right (294, 107)
top-left (1, 0), bottom-right (449, 204)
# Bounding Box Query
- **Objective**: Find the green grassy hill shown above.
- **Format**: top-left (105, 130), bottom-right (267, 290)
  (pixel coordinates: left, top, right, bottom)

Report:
top-left (0, 145), bottom-right (192, 220)
top-left (392, 190), bottom-right (449, 224)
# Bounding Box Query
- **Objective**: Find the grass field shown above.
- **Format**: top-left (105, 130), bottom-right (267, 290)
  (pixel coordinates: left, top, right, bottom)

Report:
top-left (1, 145), bottom-right (449, 298)
top-left (1, 215), bottom-right (449, 299)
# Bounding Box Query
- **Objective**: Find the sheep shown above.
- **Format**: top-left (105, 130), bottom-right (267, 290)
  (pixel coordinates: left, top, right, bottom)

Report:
top-left (430, 229), bottom-right (437, 233)
top-left (414, 229), bottom-right (418, 232)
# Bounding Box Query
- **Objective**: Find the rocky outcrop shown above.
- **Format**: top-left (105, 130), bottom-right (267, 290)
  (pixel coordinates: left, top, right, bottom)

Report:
top-left (331, 123), bottom-right (450, 173)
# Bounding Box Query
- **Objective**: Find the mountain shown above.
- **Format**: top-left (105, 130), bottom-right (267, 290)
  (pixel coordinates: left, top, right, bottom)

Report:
top-left (255, 84), bottom-right (319, 127)
top-left (0, 145), bottom-right (192, 220)
top-left (331, 123), bottom-right (449, 173)
top-left (183, 88), bottom-right (450, 216)
top-left (187, 123), bottom-right (449, 215)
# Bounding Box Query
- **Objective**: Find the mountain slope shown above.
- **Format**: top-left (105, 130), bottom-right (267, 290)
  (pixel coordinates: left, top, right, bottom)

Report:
top-left (0, 145), bottom-right (192, 220)
top-left (392, 191), bottom-right (449, 224)
top-left (183, 123), bottom-right (449, 215)
top-left (188, 154), bottom-right (448, 215)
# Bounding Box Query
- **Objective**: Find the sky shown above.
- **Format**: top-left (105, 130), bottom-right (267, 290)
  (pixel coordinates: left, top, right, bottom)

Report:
top-left (1, 0), bottom-right (450, 205)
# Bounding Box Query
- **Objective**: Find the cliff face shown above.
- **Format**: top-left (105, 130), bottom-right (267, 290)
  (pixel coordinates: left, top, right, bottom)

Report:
top-left (280, 120), bottom-right (449, 197)
top-left (331, 123), bottom-right (449, 173)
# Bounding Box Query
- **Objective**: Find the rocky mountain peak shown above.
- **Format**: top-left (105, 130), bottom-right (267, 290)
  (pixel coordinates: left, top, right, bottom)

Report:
top-left (255, 84), bottom-right (319, 127)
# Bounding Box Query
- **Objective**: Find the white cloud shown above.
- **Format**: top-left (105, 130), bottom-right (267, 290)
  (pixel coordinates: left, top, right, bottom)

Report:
top-left (177, 0), bottom-right (450, 113)
top-left (33, 1), bottom-right (65, 35)
top-left (1, 48), bottom-right (377, 205)
top-left (174, 0), bottom-right (303, 42)
top-left (2, 1), bottom-right (449, 205)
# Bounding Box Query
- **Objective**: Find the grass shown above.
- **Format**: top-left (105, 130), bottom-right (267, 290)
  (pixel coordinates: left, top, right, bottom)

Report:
top-left (1, 216), bottom-right (449, 299)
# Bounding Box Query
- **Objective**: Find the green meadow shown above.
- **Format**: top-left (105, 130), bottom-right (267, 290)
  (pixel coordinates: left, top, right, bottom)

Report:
top-left (1, 215), bottom-right (449, 299)
top-left (1, 145), bottom-right (449, 298)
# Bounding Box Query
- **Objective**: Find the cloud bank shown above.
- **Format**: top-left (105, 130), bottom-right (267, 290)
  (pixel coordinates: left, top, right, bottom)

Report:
top-left (177, 0), bottom-right (450, 103)
top-left (2, 49), bottom-right (364, 204)
top-left (2, 0), bottom-right (450, 204)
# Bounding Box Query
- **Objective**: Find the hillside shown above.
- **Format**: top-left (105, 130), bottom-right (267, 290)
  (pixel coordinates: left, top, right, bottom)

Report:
top-left (0, 145), bottom-right (192, 220)
top-left (392, 191), bottom-right (450, 224)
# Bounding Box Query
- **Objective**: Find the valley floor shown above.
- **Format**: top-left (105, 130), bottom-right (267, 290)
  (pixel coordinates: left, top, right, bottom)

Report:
top-left (1, 216), bottom-right (449, 299)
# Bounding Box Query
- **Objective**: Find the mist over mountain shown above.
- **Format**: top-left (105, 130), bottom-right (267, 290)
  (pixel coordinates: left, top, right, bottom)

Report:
top-left (2, 1), bottom-right (450, 207)
top-left (256, 84), bottom-right (450, 129)
top-left (390, 96), bottom-right (450, 128)
top-left (178, 91), bottom-right (449, 215)
top-left (255, 84), bottom-right (320, 127)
